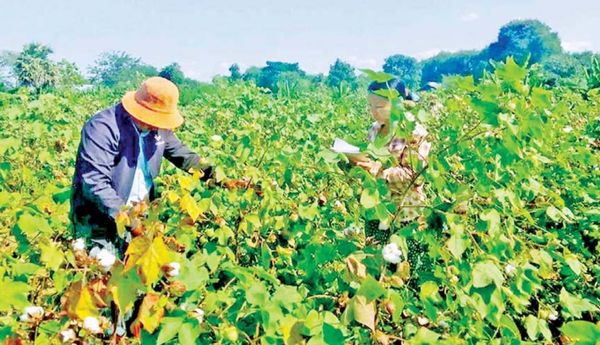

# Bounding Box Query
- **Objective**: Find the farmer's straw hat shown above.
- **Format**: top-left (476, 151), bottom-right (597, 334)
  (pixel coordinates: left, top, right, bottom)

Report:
top-left (122, 77), bottom-right (184, 129)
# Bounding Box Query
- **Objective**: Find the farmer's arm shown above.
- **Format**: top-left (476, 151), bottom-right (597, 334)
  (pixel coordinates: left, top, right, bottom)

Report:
top-left (78, 120), bottom-right (125, 219)
top-left (162, 131), bottom-right (213, 179)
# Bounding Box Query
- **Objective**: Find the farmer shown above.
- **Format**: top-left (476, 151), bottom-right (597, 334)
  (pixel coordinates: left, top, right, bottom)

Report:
top-left (351, 78), bottom-right (431, 234)
top-left (70, 77), bottom-right (213, 251)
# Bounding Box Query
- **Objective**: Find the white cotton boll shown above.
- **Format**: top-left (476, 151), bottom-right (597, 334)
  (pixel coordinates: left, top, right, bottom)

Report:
top-left (548, 310), bottom-right (559, 321)
top-left (378, 221), bottom-right (390, 231)
top-left (22, 306), bottom-right (44, 320)
top-left (19, 313), bottom-right (29, 322)
top-left (382, 243), bottom-right (403, 264)
top-left (166, 262), bottom-right (180, 277)
top-left (211, 135), bottom-right (223, 142)
top-left (192, 308), bottom-right (205, 323)
top-left (83, 317), bottom-right (102, 334)
top-left (59, 329), bottom-right (76, 343)
top-left (93, 248), bottom-right (116, 272)
top-left (418, 141), bottom-right (432, 160)
top-left (412, 123), bottom-right (428, 138)
top-left (563, 126), bottom-right (573, 133)
top-left (417, 316), bottom-right (430, 326)
top-left (72, 238), bottom-right (85, 252)
top-left (405, 112), bottom-right (416, 122)
top-left (505, 264), bottom-right (516, 276)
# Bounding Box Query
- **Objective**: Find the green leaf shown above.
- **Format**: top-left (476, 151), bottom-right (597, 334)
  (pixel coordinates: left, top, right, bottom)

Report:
top-left (39, 241), bottom-right (64, 271)
top-left (447, 230), bottom-right (467, 259)
top-left (322, 323), bottom-right (345, 345)
top-left (413, 327), bottom-right (440, 344)
top-left (359, 69), bottom-right (394, 83)
top-left (561, 321), bottom-right (600, 345)
top-left (17, 213), bottom-right (52, 240)
top-left (109, 264), bottom-right (144, 313)
top-left (480, 209), bottom-right (501, 236)
top-left (525, 315), bottom-right (539, 340)
top-left (246, 281), bottom-right (269, 306)
top-left (559, 288), bottom-right (598, 318)
top-left (472, 261), bottom-right (504, 288)
top-left (0, 278), bottom-right (31, 311)
top-left (360, 189), bottom-right (379, 209)
top-left (157, 317), bottom-right (184, 345)
top-left (356, 275), bottom-right (386, 303)
top-left (178, 322), bottom-right (200, 345)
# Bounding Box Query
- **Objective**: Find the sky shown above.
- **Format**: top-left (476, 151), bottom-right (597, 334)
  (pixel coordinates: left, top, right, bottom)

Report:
top-left (1, 0), bottom-right (599, 81)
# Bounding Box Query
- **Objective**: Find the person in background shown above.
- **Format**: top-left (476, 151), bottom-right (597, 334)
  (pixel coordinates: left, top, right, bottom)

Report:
top-left (352, 78), bottom-right (431, 232)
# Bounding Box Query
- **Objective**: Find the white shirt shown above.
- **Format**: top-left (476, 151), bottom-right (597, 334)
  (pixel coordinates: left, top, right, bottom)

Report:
top-left (126, 125), bottom-right (153, 206)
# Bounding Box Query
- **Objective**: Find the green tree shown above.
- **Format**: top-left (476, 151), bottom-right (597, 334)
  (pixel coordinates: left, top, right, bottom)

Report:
top-left (257, 61), bottom-right (305, 92)
top-left (89, 51), bottom-right (157, 87)
top-left (382, 54), bottom-right (420, 88)
top-left (56, 60), bottom-right (86, 88)
top-left (486, 19), bottom-right (562, 65)
top-left (326, 59), bottom-right (357, 90)
top-left (229, 63), bottom-right (242, 81)
top-left (420, 50), bottom-right (487, 86)
top-left (242, 66), bottom-right (261, 85)
top-left (159, 63), bottom-right (185, 85)
top-left (13, 43), bottom-right (60, 92)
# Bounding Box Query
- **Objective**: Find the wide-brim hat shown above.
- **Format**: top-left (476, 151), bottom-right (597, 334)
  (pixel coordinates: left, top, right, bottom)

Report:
top-left (122, 77), bottom-right (184, 129)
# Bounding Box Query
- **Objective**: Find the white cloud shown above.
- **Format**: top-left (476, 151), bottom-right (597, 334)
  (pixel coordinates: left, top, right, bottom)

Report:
top-left (562, 40), bottom-right (593, 52)
top-left (460, 12), bottom-right (480, 22)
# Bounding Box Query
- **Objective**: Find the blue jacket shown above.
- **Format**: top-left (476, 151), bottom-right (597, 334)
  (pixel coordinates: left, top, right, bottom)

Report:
top-left (70, 103), bottom-right (203, 241)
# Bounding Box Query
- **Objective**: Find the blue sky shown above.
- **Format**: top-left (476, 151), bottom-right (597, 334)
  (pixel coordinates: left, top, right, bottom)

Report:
top-left (1, 0), bottom-right (598, 81)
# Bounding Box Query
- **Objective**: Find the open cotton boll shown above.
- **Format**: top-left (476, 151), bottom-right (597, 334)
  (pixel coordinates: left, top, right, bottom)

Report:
top-left (20, 306), bottom-right (44, 321)
top-left (412, 123), bottom-right (428, 138)
top-left (166, 262), bottom-right (180, 277)
top-left (83, 316), bottom-right (102, 334)
top-left (72, 238), bottom-right (85, 252)
top-left (405, 111), bottom-right (416, 122)
top-left (382, 243), bottom-right (403, 264)
top-left (59, 329), bottom-right (76, 343)
top-left (192, 308), bottom-right (205, 323)
top-left (211, 135), bottom-right (223, 142)
top-left (90, 247), bottom-right (116, 271)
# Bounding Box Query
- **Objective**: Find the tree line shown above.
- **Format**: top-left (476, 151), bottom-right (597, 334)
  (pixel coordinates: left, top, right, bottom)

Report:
top-left (1, 19), bottom-right (599, 99)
